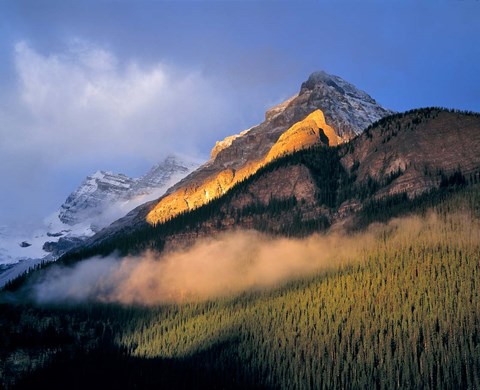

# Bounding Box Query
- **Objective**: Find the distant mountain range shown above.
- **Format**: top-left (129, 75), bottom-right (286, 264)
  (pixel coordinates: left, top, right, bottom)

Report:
top-left (0, 155), bottom-right (199, 286)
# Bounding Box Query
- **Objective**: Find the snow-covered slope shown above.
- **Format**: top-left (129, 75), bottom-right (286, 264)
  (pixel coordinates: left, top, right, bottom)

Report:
top-left (57, 155), bottom-right (198, 233)
top-left (0, 155), bottom-right (199, 286)
top-left (59, 171), bottom-right (137, 226)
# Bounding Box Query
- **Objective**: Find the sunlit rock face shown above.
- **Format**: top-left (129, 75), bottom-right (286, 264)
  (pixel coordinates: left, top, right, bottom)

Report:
top-left (264, 110), bottom-right (342, 164)
top-left (146, 110), bottom-right (342, 224)
top-left (145, 71), bottom-right (392, 225)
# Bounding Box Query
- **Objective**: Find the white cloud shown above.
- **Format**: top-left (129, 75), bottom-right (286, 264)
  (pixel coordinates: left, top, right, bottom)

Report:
top-left (7, 40), bottom-right (229, 162)
top-left (0, 40), bottom-right (235, 224)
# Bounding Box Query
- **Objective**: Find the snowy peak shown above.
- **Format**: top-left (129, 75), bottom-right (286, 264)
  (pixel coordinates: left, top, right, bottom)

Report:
top-left (134, 155), bottom-right (199, 194)
top-left (58, 155), bottom-right (200, 228)
top-left (59, 171), bottom-right (136, 225)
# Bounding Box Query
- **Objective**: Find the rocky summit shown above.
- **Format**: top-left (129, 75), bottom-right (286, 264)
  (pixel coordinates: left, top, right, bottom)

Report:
top-left (143, 71), bottom-right (392, 225)
top-left (299, 71), bottom-right (394, 137)
top-left (58, 155), bottom-right (198, 230)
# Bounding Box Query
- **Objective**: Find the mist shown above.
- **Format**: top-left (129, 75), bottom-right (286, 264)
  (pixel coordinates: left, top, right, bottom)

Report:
top-left (31, 210), bottom-right (479, 305)
top-left (32, 229), bottom-right (373, 305)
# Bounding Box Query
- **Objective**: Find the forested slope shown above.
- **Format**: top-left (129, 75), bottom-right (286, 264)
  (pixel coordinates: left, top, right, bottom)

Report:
top-left (2, 184), bottom-right (480, 389)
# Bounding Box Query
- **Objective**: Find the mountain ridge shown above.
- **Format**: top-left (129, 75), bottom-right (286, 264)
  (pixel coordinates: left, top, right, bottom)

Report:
top-left (89, 70), bottom-right (392, 243)
top-left (69, 108), bottom-right (480, 259)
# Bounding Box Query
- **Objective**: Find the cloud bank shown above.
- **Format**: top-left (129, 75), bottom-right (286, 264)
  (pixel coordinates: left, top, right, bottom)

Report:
top-left (9, 39), bottom-right (229, 161)
top-left (0, 40), bottom-right (233, 224)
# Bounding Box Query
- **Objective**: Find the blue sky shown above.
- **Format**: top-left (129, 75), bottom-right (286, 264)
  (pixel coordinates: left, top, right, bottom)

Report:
top-left (0, 0), bottom-right (479, 227)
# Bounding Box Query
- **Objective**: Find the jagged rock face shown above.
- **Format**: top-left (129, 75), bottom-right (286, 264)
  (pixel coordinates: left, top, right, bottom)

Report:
top-left (210, 128), bottom-right (253, 160)
top-left (209, 71), bottom-right (391, 169)
top-left (144, 72), bottom-right (391, 225)
top-left (299, 71), bottom-right (393, 138)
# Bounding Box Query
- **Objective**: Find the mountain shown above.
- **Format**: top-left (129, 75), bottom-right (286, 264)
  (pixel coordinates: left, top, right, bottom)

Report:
top-left (58, 171), bottom-right (137, 227)
top-left (58, 155), bottom-right (198, 231)
top-left (65, 108), bottom-right (480, 259)
top-left (87, 71), bottom-right (392, 244)
top-left (148, 71), bottom-right (392, 222)
top-left (0, 155), bottom-right (199, 287)
top-left (2, 72), bottom-right (480, 389)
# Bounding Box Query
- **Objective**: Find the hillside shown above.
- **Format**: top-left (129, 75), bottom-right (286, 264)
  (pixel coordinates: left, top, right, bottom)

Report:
top-left (1, 106), bottom-right (480, 389)
top-left (1, 184), bottom-right (479, 389)
top-left (342, 108), bottom-right (480, 197)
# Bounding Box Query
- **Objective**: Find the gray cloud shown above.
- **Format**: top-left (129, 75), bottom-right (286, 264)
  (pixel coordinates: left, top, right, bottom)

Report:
top-left (7, 39), bottom-right (232, 162)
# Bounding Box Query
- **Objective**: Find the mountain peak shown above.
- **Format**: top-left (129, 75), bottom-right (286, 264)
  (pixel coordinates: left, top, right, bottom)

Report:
top-left (301, 70), bottom-right (356, 93)
top-left (303, 70), bottom-right (337, 84)
top-left (57, 156), bottom-right (199, 227)
top-left (91, 70), bottom-right (393, 230)
top-left (298, 70), bottom-right (394, 137)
